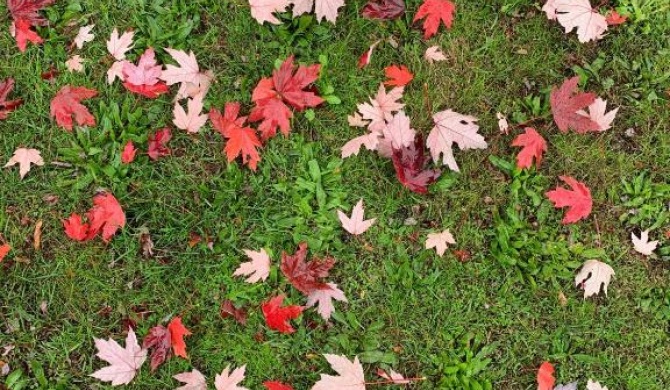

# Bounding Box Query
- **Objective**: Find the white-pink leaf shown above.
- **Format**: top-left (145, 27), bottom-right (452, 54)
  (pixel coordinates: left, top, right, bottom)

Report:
top-left (575, 260), bottom-right (615, 299)
top-left (233, 249), bottom-right (271, 283)
top-left (542, 0), bottom-right (558, 20)
top-left (425, 229), bottom-right (456, 257)
top-left (161, 48), bottom-right (201, 86)
top-left (107, 60), bottom-right (128, 84)
top-left (291, 0), bottom-right (345, 23)
top-left (496, 112), bottom-right (509, 134)
top-left (631, 230), bottom-right (658, 256)
top-left (107, 29), bottom-right (134, 60)
top-left (382, 111), bottom-right (416, 150)
top-left (65, 55), bottom-right (84, 73)
top-left (341, 133), bottom-right (380, 158)
top-left (311, 355), bottom-right (365, 390)
top-left (90, 328), bottom-right (147, 386)
top-left (123, 48), bottom-right (163, 86)
top-left (176, 70), bottom-right (215, 100)
top-left (337, 199), bottom-right (376, 235)
top-left (306, 283), bottom-right (348, 320)
top-left (424, 46), bottom-right (446, 63)
top-left (214, 365), bottom-right (249, 390)
top-left (377, 368), bottom-right (412, 384)
top-left (74, 24), bottom-right (95, 49)
top-left (555, 0), bottom-right (608, 43)
top-left (426, 109), bottom-right (487, 172)
top-left (577, 98), bottom-right (618, 131)
top-left (249, 0), bottom-right (292, 24)
top-left (357, 84), bottom-right (404, 133)
top-left (174, 369), bottom-right (208, 390)
top-left (348, 113), bottom-right (369, 128)
top-left (4, 148), bottom-right (44, 179)
top-left (173, 94), bottom-right (208, 134)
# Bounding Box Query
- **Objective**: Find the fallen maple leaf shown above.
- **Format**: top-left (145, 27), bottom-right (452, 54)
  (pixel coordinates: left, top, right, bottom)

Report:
top-left (168, 316), bottom-right (191, 358)
top-left (7, 0), bottom-right (55, 52)
top-left (74, 24), bottom-right (94, 49)
top-left (220, 300), bottom-right (248, 325)
top-left (384, 65), bottom-right (413, 87)
top-left (86, 192), bottom-right (126, 242)
top-left (262, 295), bottom-right (304, 334)
top-left (358, 40), bottom-right (381, 68)
top-left (123, 48), bottom-right (169, 98)
top-left (107, 28), bottom-right (134, 60)
top-left (512, 127), bottom-right (547, 169)
top-left (341, 133), bottom-right (380, 158)
top-left (65, 55), bottom-right (85, 72)
top-left (542, 0), bottom-right (558, 20)
top-left (555, 0), bottom-right (608, 43)
top-left (291, 0), bottom-right (345, 23)
top-left (392, 134), bottom-right (441, 194)
top-left (161, 48), bottom-right (201, 86)
top-left (11, 19), bottom-right (42, 52)
top-left (50, 85), bottom-right (97, 131)
top-left (312, 354), bottom-right (365, 390)
top-left (306, 283), bottom-right (348, 320)
top-left (210, 103), bottom-right (262, 170)
top-left (121, 141), bottom-right (137, 164)
top-left (575, 259), bottom-right (615, 298)
top-left (148, 128), bottom-right (172, 160)
top-left (537, 362), bottom-right (555, 390)
top-left (173, 94), bottom-right (208, 134)
top-left (555, 382), bottom-right (579, 390)
top-left (426, 109), bottom-right (487, 172)
top-left (377, 368), bottom-right (412, 384)
top-left (361, 0), bottom-right (405, 19)
top-left (63, 213), bottom-right (89, 241)
top-left (337, 199), bottom-right (376, 235)
top-left (0, 78), bottom-right (23, 120)
top-left (233, 248), bottom-right (271, 283)
top-left (424, 45), bottom-right (446, 63)
top-left (107, 60), bottom-right (128, 84)
top-left (550, 77), bottom-right (599, 134)
top-left (413, 0), bottom-right (456, 39)
top-left (545, 176), bottom-right (592, 224)
top-left (631, 230), bottom-right (658, 256)
top-left (215, 365), bottom-right (249, 390)
top-left (0, 244), bottom-right (10, 263)
top-left (586, 380), bottom-right (609, 390)
top-left (576, 98), bottom-right (618, 132)
top-left (143, 324), bottom-right (171, 371)
top-left (605, 10), bottom-right (627, 25)
top-left (250, 56), bottom-right (323, 140)
top-left (280, 242), bottom-right (335, 295)
top-left (264, 381), bottom-right (294, 390)
top-left (249, 0), bottom-right (291, 24)
top-left (4, 148), bottom-right (44, 179)
top-left (90, 328), bottom-right (147, 386)
top-left (174, 369), bottom-right (207, 390)
top-left (380, 110), bottom-right (416, 154)
top-left (357, 84), bottom-right (404, 133)
top-left (425, 229), bottom-right (455, 257)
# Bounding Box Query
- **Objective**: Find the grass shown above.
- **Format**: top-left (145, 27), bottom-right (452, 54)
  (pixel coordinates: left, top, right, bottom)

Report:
top-left (1, 0), bottom-right (670, 388)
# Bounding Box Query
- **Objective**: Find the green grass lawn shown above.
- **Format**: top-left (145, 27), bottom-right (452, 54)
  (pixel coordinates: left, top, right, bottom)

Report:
top-left (1, 0), bottom-right (670, 388)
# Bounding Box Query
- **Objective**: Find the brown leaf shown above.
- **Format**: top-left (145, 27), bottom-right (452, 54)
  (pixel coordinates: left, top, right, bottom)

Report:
top-left (33, 219), bottom-right (43, 251)
top-left (188, 232), bottom-right (201, 248)
top-left (140, 232), bottom-right (154, 258)
top-left (220, 300), bottom-right (248, 325)
top-left (558, 291), bottom-right (568, 306)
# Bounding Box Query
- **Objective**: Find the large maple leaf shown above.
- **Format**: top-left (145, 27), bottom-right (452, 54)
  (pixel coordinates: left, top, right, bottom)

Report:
top-left (575, 260), bottom-right (614, 299)
top-left (550, 77), bottom-right (600, 133)
top-left (379, 110), bottom-right (416, 154)
top-left (210, 103), bottom-right (262, 170)
top-left (280, 242), bottom-right (335, 295)
top-left (311, 354), bottom-right (365, 390)
top-left (262, 295), bottom-right (304, 334)
top-left (50, 86), bottom-right (97, 131)
top-left (161, 48), bottom-right (201, 86)
top-left (413, 0), bottom-right (456, 39)
top-left (511, 127), bottom-right (547, 169)
top-left (7, 0), bottom-right (55, 52)
top-left (173, 94), bottom-right (208, 134)
top-left (250, 56), bottom-right (323, 140)
top-left (426, 109), bottom-right (486, 172)
top-left (0, 78), bottom-right (23, 119)
top-left (215, 365), bottom-right (250, 390)
top-left (107, 28), bottom-right (134, 60)
top-left (545, 176), bottom-right (592, 224)
top-left (122, 48), bottom-right (169, 98)
top-left (361, 0), bottom-right (405, 20)
top-left (555, 0), bottom-right (607, 43)
top-left (249, 0), bottom-right (291, 25)
top-left (90, 328), bottom-right (147, 386)
top-left (392, 134), bottom-right (441, 194)
top-left (4, 147), bottom-right (43, 179)
top-left (86, 193), bottom-right (126, 242)
top-left (291, 0), bottom-right (345, 23)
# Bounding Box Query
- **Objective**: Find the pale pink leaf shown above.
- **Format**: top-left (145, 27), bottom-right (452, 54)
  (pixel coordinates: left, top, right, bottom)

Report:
top-left (173, 94), bottom-right (208, 134)
top-left (174, 369), bottom-right (208, 390)
top-left (306, 283), bottom-right (348, 320)
top-left (161, 48), bottom-right (201, 86)
top-left (90, 328), bottom-right (147, 386)
top-left (4, 148), bottom-right (44, 179)
top-left (357, 83), bottom-right (404, 133)
top-left (542, 0), bottom-right (558, 20)
top-left (377, 369), bottom-right (412, 384)
top-left (424, 46), bottom-right (446, 63)
top-left (381, 111), bottom-right (416, 150)
top-left (348, 113), bottom-right (368, 127)
top-left (233, 249), bottom-right (271, 283)
top-left (176, 70), bottom-right (215, 100)
top-left (586, 380), bottom-right (609, 390)
top-left (107, 29), bottom-right (134, 60)
top-left (575, 260), bottom-right (615, 299)
top-left (631, 230), bottom-right (658, 256)
top-left (214, 365), bottom-right (249, 390)
top-left (427, 109), bottom-right (487, 172)
top-left (496, 112), bottom-right (509, 134)
top-left (425, 229), bottom-right (455, 257)
top-left (555, 0), bottom-right (608, 43)
top-left (123, 48), bottom-right (162, 86)
top-left (341, 133), bottom-right (380, 158)
top-left (577, 98), bottom-right (618, 131)
top-left (107, 60), bottom-right (127, 84)
top-left (65, 55), bottom-right (84, 72)
top-left (74, 24), bottom-right (94, 49)
top-left (291, 0), bottom-right (345, 23)
top-left (337, 199), bottom-right (376, 235)
top-left (249, 0), bottom-right (292, 24)
top-left (312, 354), bottom-right (365, 390)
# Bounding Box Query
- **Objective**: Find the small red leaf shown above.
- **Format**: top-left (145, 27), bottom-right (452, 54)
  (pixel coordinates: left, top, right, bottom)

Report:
top-left (392, 134), bottom-right (441, 194)
top-left (50, 85), bottom-right (97, 131)
top-left (262, 295), bottom-right (303, 334)
top-left (148, 128), bottom-right (172, 160)
top-left (0, 78), bottom-right (23, 120)
top-left (63, 213), bottom-right (90, 241)
top-left (121, 141), bottom-right (137, 164)
top-left (142, 325), bottom-right (171, 371)
top-left (511, 127), bottom-right (547, 169)
top-left (384, 65), bottom-right (414, 87)
top-left (220, 299), bottom-right (248, 325)
top-left (0, 244), bottom-right (11, 263)
top-left (280, 243), bottom-right (335, 295)
top-left (605, 10), bottom-right (627, 25)
top-left (545, 176), bottom-right (593, 224)
top-left (537, 362), bottom-right (555, 390)
top-left (264, 381), bottom-right (294, 390)
top-left (413, 0), bottom-right (456, 39)
top-left (167, 317), bottom-right (191, 358)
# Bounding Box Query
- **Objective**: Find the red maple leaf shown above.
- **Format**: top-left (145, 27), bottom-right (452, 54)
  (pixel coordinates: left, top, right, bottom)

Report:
top-left (511, 127), bottom-right (547, 169)
top-left (392, 134), bottom-right (441, 194)
top-left (210, 103), bottom-right (262, 170)
top-left (121, 141), bottom-right (137, 164)
top-left (7, 0), bottom-right (55, 52)
top-left (280, 242), bottom-right (335, 295)
top-left (537, 362), bottom-right (555, 390)
top-left (545, 176), bottom-right (593, 224)
top-left (605, 10), bottom-right (628, 25)
top-left (550, 77), bottom-right (600, 133)
top-left (123, 82), bottom-right (169, 99)
top-left (142, 316), bottom-right (191, 371)
top-left (262, 295), bottom-right (303, 334)
top-left (250, 56), bottom-right (324, 140)
top-left (50, 85), bottom-right (97, 131)
top-left (413, 0), bottom-right (456, 39)
top-left (147, 128), bottom-right (172, 160)
top-left (62, 213), bottom-right (90, 241)
top-left (0, 244), bottom-right (11, 263)
top-left (264, 381), bottom-right (294, 390)
top-left (384, 65), bottom-right (414, 87)
top-left (361, 0), bottom-right (405, 20)
top-left (220, 299), bottom-right (248, 325)
top-left (85, 193), bottom-right (126, 242)
top-left (0, 78), bottom-right (23, 120)
top-left (168, 316), bottom-right (191, 358)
